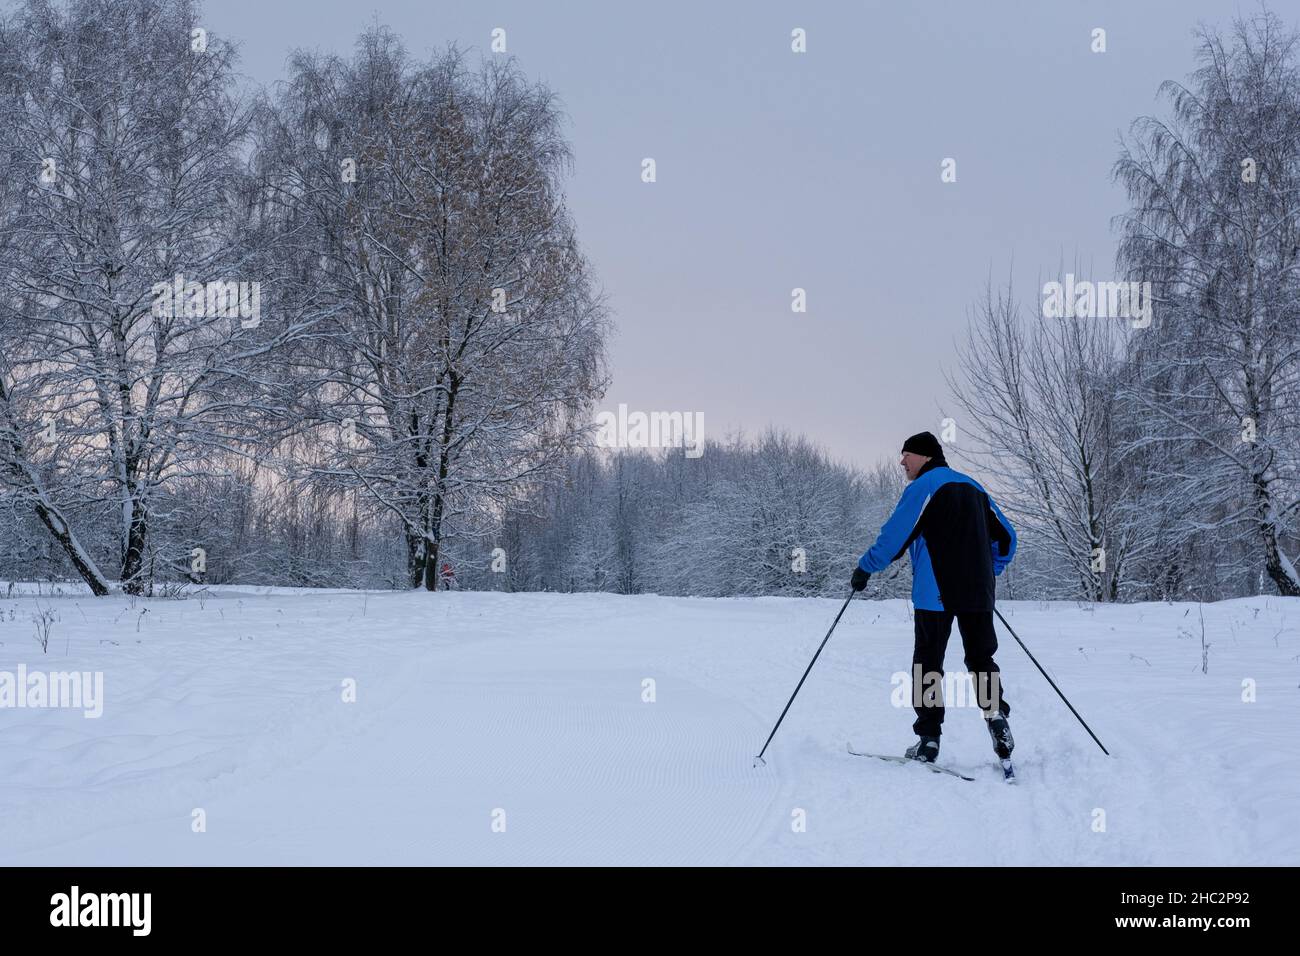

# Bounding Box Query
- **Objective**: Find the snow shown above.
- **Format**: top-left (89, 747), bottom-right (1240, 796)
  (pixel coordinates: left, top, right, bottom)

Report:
top-left (0, 586), bottom-right (1296, 865)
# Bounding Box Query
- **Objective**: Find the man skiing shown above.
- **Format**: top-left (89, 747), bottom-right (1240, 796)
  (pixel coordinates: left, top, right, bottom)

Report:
top-left (850, 431), bottom-right (1017, 766)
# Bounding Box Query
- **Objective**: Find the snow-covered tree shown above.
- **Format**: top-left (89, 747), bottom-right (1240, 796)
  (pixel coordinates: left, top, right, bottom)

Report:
top-left (258, 32), bottom-right (608, 590)
top-left (947, 276), bottom-right (1138, 601)
top-left (1114, 10), bottom-right (1300, 596)
top-left (0, 0), bottom-right (293, 593)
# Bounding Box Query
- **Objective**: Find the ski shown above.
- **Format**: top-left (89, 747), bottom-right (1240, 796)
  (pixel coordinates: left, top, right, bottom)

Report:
top-left (846, 743), bottom-right (976, 781)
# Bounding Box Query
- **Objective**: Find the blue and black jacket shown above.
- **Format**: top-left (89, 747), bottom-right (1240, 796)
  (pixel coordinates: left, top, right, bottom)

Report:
top-left (858, 458), bottom-right (1016, 612)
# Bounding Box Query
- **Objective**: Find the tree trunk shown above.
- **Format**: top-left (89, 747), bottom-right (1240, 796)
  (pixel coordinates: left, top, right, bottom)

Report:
top-left (121, 496), bottom-right (150, 596)
top-left (423, 495), bottom-right (445, 592)
top-left (1, 379), bottom-right (111, 595)
top-left (33, 500), bottom-right (111, 596)
top-left (406, 527), bottom-right (426, 588)
top-left (422, 375), bottom-right (459, 592)
top-left (1255, 474), bottom-right (1300, 596)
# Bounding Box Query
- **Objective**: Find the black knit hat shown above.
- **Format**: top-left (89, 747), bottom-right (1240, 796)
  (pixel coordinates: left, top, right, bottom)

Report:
top-left (901, 431), bottom-right (944, 459)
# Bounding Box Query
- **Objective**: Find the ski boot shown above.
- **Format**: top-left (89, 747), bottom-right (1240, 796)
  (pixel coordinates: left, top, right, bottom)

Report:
top-left (986, 712), bottom-right (1014, 759)
top-left (904, 736), bottom-right (940, 763)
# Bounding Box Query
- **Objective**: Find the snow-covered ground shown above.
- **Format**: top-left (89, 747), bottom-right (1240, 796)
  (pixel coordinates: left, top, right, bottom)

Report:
top-left (0, 584), bottom-right (1295, 865)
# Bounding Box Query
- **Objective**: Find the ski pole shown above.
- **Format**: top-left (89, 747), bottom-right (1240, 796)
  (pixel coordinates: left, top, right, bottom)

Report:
top-left (993, 606), bottom-right (1110, 755)
top-left (753, 589), bottom-right (856, 767)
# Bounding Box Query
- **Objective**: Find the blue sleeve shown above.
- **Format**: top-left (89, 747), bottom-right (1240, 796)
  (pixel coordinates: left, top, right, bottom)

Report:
top-left (988, 495), bottom-right (1016, 575)
top-left (858, 480), bottom-right (931, 574)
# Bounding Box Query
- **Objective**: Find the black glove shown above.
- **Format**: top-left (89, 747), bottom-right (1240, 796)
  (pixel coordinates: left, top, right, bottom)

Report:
top-left (850, 567), bottom-right (870, 591)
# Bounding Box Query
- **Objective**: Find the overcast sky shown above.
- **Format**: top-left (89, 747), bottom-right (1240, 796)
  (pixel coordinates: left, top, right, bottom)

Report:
top-left (195, 1), bottom-right (1261, 467)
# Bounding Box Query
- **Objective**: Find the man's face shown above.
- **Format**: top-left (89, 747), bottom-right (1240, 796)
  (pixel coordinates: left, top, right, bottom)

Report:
top-left (900, 451), bottom-right (930, 481)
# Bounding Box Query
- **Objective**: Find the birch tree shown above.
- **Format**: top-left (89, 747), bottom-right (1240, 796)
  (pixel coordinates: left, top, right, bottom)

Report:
top-left (260, 32), bottom-right (607, 590)
top-left (947, 277), bottom-right (1136, 600)
top-left (0, 0), bottom-right (287, 593)
top-left (1114, 10), bottom-right (1300, 596)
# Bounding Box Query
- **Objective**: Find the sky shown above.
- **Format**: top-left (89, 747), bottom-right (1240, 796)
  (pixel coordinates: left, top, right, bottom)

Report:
top-left (118, 1), bottom-right (1281, 467)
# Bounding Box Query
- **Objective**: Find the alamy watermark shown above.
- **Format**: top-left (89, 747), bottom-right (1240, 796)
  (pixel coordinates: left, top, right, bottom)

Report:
top-left (1042, 273), bottom-right (1152, 328)
top-left (594, 403), bottom-right (704, 458)
top-left (0, 665), bottom-right (103, 718)
top-left (890, 665), bottom-right (1002, 715)
top-left (50, 886), bottom-right (150, 936)
top-left (151, 273), bottom-right (261, 328)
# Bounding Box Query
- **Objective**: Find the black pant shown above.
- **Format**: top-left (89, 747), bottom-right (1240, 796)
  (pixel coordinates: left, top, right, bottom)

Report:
top-left (911, 609), bottom-right (1010, 737)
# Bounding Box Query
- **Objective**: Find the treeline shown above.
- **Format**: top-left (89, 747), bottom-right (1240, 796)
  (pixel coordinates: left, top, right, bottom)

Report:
top-left (3, 2), bottom-right (1297, 605)
top-left (476, 432), bottom-right (915, 598)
